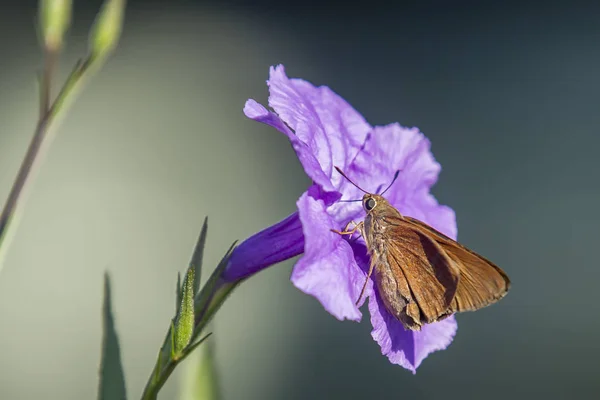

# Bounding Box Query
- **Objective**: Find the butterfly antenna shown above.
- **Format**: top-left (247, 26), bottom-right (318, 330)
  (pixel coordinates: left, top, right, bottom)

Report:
top-left (334, 166), bottom-right (370, 194)
top-left (379, 170), bottom-right (400, 196)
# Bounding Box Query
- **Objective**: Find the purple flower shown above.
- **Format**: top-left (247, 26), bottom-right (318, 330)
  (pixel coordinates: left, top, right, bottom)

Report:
top-left (224, 65), bottom-right (458, 372)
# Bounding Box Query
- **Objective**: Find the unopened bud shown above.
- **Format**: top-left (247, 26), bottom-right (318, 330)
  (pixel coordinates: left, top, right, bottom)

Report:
top-left (39, 0), bottom-right (72, 51)
top-left (89, 0), bottom-right (126, 60)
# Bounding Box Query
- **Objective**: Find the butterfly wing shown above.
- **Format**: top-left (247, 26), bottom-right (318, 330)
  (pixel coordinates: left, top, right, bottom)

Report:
top-left (373, 218), bottom-right (460, 329)
top-left (404, 216), bottom-right (510, 313)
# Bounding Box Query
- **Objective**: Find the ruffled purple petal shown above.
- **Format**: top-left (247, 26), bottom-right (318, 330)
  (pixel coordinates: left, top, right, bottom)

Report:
top-left (223, 212), bottom-right (304, 281)
top-left (262, 65), bottom-right (371, 191)
top-left (368, 290), bottom-right (457, 373)
top-left (346, 122), bottom-right (457, 237)
top-left (348, 123), bottom-right (440, 200)
top-left (291, 190), bottom-right (372, 321)
top-left (244, 99), bottom-right (336, 194)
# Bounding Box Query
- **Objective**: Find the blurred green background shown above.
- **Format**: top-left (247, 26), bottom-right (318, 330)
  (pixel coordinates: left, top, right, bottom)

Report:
top-left (0, 0), bottom-right (598, 399)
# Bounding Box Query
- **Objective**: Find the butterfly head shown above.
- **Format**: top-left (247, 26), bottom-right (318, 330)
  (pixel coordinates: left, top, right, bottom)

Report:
top-left (334, 166), bottom-right (400, 216)
top-left (362, 194), bottom-right (389, 213)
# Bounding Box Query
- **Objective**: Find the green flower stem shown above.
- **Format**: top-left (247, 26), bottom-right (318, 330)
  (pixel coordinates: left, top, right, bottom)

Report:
top-left (0, 53), bottom-right (107, 274)
top-left (141, 271), bottom-right (242, 400)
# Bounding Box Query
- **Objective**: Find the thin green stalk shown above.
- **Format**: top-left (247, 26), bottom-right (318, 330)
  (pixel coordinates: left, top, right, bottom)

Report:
top-left (0, 54), bottom-right (105, 273)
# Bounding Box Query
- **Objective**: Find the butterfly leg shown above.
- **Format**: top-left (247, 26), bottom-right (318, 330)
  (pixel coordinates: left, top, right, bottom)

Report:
top-left (332, 221), bottom-right (371, 305)
top-left (331, 220), bottom-right (363, 240)
top-left (355, 258), bottom-right (375, 306)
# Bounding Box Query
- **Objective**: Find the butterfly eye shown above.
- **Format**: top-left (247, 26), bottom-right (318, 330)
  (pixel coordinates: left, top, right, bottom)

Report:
top-left (365, 197), bottom-right (377, 211)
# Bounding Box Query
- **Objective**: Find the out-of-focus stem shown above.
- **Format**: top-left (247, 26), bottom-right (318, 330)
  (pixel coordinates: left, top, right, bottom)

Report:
top-left (0, 53), bottom-right (104, 274)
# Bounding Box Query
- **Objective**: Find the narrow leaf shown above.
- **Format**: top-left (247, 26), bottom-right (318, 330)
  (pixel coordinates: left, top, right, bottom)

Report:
top-left (175, 271), bottom-right (182, 314)
top-left (194, 241), bottom-right (237, 313)
top-left (174, 268), bottom-right (195, 356)
top-left (153, 349), bottom-right (163, 384)
top-left (192, 241), bottom-right (238, 343)
top-left (176, 333), bottom-right (218, 400)
top-left (179, 333), bottom-right (213, 364)
top-left (98, 273), bottom-right (127, 400)
top-left (170, 319), bottom-right (177, 360)
top-left (179, 333), bottom-right (220, 400)
top-left (190, 217), bottom-right (208, 294)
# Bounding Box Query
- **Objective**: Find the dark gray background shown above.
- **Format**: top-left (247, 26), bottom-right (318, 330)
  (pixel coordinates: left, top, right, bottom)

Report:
top-left (0, 0), bottom-right (596, 399)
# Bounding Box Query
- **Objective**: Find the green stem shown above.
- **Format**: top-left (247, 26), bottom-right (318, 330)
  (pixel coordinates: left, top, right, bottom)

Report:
top-left (0, 54), bottom-right (104, 273)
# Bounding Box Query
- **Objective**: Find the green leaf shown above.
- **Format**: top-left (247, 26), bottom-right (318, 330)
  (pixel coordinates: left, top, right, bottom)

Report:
top-left (170, 319), bottom-right (177, 361)
top-left (193, 241), bottom-right (236, 313)
top-left (190, 217), bottom-right (208, 294)
top-left (153, 349), bottom-right (163, 384)
top-left (175, 271), bottom-right (182, 314)
top-left (140, 241), bottom-right (238, 400)
top-left (179, 332), bottom-right (213, 365)
top-left (174, 268), bottom-right (195, 357)
top-left (191, 242), bottom-right (238, 343)
top-left (98, 273), bottom-right (127, 400)
top-left (179, 332), bottom-right (220, 400)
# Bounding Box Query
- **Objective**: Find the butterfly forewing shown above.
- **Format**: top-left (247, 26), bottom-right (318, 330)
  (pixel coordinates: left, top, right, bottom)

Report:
top-left (366, 207), bottom-right (460, 330)
top-left (332, 169), bottom-right (510, 333)
top-left (403, 216), bottom-right (511, 312)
